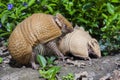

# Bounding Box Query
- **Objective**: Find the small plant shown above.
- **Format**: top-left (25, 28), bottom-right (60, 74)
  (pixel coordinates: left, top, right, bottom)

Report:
top-left (0, 57), bottom-right (3, 64)
top-left (37, 54), bottom-right (61, 80)
top-left (0, 0), bottom-right (31, 38)
top-left (62, 73), bottom-right (74, 80)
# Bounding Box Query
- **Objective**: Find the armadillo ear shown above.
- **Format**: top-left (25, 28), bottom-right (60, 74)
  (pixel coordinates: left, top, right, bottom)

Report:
top-left (88, 39), bottom-right (98, 48)
top-left (54, 16), bottom-right (63, 29)
top-left (86, 31), bottom-right (89, 34)
top-left (74, 25), bottom-right (85, 31)
top-left (88, 40), bottom-right (94, 49)
top-left (55, 13), bottom-right (73, 29)
top-left (91, 38), bottom-right (98, 44)
top-left (79, 27), bottom-right (85, 31)
top-left (88, 39), bottom-right (97, 49)
top-left (74, 24), bottom-right (79, 29)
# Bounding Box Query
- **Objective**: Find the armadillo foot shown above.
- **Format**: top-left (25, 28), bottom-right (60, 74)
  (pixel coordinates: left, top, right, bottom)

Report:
top-left (84, 57), bottom-right (91, 61)
top-left (87, 57), bottom-right (91, 61)
top-left (58, 56), bottom-right (66, 62)
top-left (30, 52), bottom-right (39, 70)
top-left (31, 62), bottom-right (39, 70)
top-left (59, 55), bottom-right (69, 62)
top-left (88, 57), bottom-right (92, 65)
top-left (84, 57), bottom-right (92, 65)
top-left (57, 52), bottom-right (65, 61)
top-left (46, 40), bottom-right (65, 60)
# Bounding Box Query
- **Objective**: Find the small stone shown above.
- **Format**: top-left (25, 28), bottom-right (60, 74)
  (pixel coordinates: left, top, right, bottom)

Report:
top-left (102, 59), bottom-right (110, 64)
top-left (99, 73), bottom-right (111, 80)
top-left (75, 71), bottom-right (88, 80)
top-left (82, 77), bottom-right (88, 80)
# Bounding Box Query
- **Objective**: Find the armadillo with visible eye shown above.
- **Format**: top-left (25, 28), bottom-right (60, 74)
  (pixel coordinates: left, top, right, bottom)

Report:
top-left (58, 25), bottom-right (101, 60)
top-left (8, 13), bottom-right (73, 69)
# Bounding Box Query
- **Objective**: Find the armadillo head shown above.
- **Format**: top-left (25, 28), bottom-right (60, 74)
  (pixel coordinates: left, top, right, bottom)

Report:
top-left (88, 39), bottom-right (101, 58)
top-left (54, 13), bottom-right (73, 34)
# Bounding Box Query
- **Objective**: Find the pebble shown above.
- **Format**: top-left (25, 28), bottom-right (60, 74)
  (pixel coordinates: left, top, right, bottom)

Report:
top-left (102, 59), bottom-right (110, 64)
top-left (0, 46), bottom-right (9, 57)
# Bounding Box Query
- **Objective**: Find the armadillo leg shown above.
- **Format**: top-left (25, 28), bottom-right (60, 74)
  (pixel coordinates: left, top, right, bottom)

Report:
top-left (30, 52), bottom-right (38, 69)
top-left (46, 41), bottom-right (65, 60)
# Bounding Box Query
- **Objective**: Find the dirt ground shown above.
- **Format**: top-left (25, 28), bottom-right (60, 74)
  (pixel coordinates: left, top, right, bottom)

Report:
top-left (0, 40), bottom-right (120, 80)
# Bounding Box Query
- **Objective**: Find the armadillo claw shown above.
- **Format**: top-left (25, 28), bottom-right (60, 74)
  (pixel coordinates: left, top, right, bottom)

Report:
top-left (84, 57), bottom-right (91, 61)
top-left (31, 62), bottom-right (39, 70)
top-left (58, 56), bottom-right (66, 62)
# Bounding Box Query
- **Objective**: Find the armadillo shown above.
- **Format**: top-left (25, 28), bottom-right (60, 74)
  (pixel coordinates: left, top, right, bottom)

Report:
top-left (34, 26), bottom-right (101, 60)
top-left (8, 13), bottom-right (73, 69)
top-left (58, 25), bottom-right (101, 59)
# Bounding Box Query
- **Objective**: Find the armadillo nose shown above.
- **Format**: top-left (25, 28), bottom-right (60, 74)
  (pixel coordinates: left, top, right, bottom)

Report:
top-left (89, 52), bottom-right (100, 58)
top-left (97, 52), bottom-right (101, 58)
top-left (95, 53), bottom-right (101, 58)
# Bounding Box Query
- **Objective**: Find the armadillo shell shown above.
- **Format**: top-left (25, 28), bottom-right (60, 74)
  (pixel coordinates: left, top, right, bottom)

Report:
top-left (8, 26), bottom-right (32, 64)
top-left (58, 28), bottom-right (91, 57)
top-left (8, 13), bottom-right (62, 64)
top-left (59, 28), bottom-right (101, 58)
top-left (20, 13), bottom-right (62, 46)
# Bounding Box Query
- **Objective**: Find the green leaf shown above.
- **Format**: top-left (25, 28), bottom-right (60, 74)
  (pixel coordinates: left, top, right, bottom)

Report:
top-left (110, 13), bottom-right (118, 20)
top-left (67, 2), bottom-right (73, 10)
top-left (62, 73), bottom-right (74, 80)
top-left (111, 0), bottom-right (120, 3)
top-left (37, 55), bottom-right (47, 68)
top-left (6, 23), bottom-right (14, 32)
top-left (28, 0), bottom-right (35, 7)
top-left (102, 13), bottom-right (108, 19)
top-left (68, 2), bottom-right (73, 7)
top-left (91, 23), bottom-right (98, 27)
top-left (9, 13), bottom-right (16, 19)
top-left (20, 7), bottom-right (27, 11)
top-left (0, 32), bottom-right (11, 37)
top-left (41, 0), bottom-right (47, 6)
top-left (46, 5), bottom-right (53, 13)
top-left (15, 8), bottom-right (21, 18)
top-left (0, 57), bottom-right (3, 64)
top-left (82, 2), bottom-right (93, 11)
top-left (46, 56), bottom-right (56, 65)
top-left (0, 3), bottom-right (6, 7)
top-left (101, 26), bottom-right (107, 32)
top-left (49, 4), bottom-right (57, 7)
top-left (0, 29), bottom-right (6, 33)
top-left (39, 66), bottom-right (61, 80)
top-left (9, 0), bottom-right (14, 3)
top-left (103, 52), bottom-right (109, 56)
top-left (49, 66), bottom-right (61, 79)
top-left (107, 3), bottom-right (115, 15)
top-left (1, 14), bottom-right (8, 24)
top-left (69, 10), bottom-right (76, 15)
top-left (78, 18), bottom-right (88, 24)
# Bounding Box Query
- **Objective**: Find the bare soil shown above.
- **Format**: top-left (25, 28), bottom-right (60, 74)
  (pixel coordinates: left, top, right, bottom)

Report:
top-left (0, 40), bottom-right (120, 80)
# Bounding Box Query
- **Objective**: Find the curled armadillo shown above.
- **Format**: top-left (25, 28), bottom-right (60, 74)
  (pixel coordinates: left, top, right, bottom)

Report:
top-left (58, 25), bottom-right (101, 59)
top-left (8, 13), bottom-right (73, 69)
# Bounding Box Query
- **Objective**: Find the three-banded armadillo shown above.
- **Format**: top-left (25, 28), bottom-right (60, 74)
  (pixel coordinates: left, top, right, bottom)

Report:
top-left (58, 25), bottom-right (101, 60)
top-left (8, 13), bottom-right (73, 69)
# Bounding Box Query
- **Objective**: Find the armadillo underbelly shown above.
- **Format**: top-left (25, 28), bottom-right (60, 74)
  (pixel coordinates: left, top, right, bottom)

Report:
top-left (8, 13), bottom-right (62, 64)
